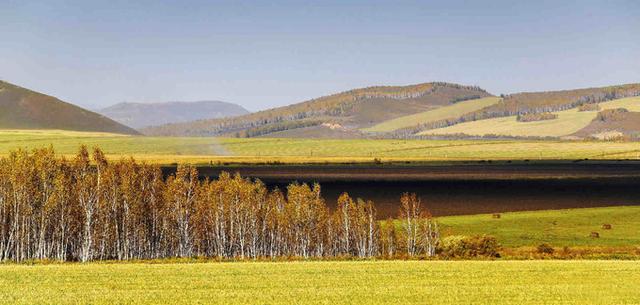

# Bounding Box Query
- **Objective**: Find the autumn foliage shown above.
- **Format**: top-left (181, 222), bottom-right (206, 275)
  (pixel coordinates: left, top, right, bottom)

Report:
top-left (0, 146), bottom-right (439, 262)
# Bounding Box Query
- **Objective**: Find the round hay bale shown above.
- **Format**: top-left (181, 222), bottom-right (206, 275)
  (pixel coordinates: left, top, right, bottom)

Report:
top-left (590, 232), bottom-right (600, 238)
top-left (602, 224), bottom-right (612, 230)
top-left (492, 213), bottom-right (501, 219)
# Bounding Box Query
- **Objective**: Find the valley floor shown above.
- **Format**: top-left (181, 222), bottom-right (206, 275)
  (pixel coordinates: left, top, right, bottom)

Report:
top-left (1, 260), bottom-right (639, 305)
top-left (2, 129), bottom-right (640, 164)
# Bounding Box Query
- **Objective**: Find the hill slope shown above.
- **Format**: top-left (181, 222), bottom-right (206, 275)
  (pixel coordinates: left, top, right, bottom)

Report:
top-left (362, 96), bottom-right (502, 133)
top-left (420, 96), bottom-right (640, 138)
top-left (573, 103), bottom-right (640, 140)
top-left (99, 101), bottom-right (249, 129)
top-left (141, 82), bottom-right (491, 137)
top-left (0, 80), bottom-right (138, 135)
top-left (374, 83), bottom-right (640, 139)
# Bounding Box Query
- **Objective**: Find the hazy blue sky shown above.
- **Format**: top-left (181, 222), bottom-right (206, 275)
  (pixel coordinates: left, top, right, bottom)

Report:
top-left (1, 0), bottom-right (639, 111)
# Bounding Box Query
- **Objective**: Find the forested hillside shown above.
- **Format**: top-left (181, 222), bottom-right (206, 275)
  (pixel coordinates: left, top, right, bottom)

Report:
top-left (465, 83), bottom-right (640, 122)
top-left (141, 82), bottom-right (491, 137)
top-left (387, 84), bottom-right (640, 139)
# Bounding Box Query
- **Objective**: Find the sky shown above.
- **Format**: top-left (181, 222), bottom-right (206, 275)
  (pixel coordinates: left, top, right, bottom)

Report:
top-left (1, 0), bottom-right (639, 111)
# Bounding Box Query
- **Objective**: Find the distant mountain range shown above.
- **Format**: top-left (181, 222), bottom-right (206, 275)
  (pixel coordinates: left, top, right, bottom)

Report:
top-left (2, 79), bottom-right (639, 140)
top-left (98, 101), bottom-right (249, 129)
top-left (0, 80), bottom-right (138, 135)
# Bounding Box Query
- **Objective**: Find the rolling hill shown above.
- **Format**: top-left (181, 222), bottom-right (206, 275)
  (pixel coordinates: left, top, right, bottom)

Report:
top-left (142, 82), bottom-right (640, 140)
top-left (99, 100), bottom-right (249, 129)
top-left (371, 83), bottom-right (640, 139)
top-left (7, 78), bottom-right (638, 140)
top-left (419, 96), bottom-right (640, 139)
top-left (0, 80), bottom-right (139, 135)
top-left (362, 96), bottom-right (502, 133)
top-left (141, 82), bottom-right (492, 137)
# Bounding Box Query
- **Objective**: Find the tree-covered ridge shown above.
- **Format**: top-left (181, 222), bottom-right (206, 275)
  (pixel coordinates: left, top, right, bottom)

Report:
top-left (141, 82), bottom-right (490, 137)
top-left (389, 83), bottom-right (640, 138)
top-left (0, 147), bottom-right (440, 262)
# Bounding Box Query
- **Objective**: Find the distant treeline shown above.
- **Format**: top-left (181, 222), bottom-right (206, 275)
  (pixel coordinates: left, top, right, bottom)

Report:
top-left (238, 120), bottom-right (324, 138)
top-left (0, 147), bottom-right (440, 262)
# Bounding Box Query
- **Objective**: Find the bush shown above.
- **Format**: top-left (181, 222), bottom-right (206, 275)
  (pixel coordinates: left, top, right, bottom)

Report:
top-left (596, 108), bottom-right (629, 122)
top-left (536, 243), bottom-right (555, 255)
top-left (438, 235), bottom-right (501, 259)
top-left (578, 103), bottom-right (601, 112)
top-left (516, 112), bottom-right (558, 122)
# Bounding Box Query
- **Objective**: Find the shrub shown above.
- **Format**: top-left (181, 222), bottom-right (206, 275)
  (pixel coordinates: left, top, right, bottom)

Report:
top-left (578, 103), bottom-right (601, 112)
top-left (536, 243), bottom-right (555, 255)
top-left (449, 95), bottom-right (483, 104)
top-left (438, 235), bottom-right (501, 259)
top-left (516, 112), bottom-right (558, 122)
top-left (596, 108), bottom-right (629, 122)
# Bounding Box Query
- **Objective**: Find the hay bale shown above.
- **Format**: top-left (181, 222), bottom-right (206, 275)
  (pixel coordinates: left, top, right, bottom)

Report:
top-left (590, 232), bottom-right (600, 238)
top-left (492, 213), bottom-right (501, 219)
top-left (602, 224), bottom-right (612, 230)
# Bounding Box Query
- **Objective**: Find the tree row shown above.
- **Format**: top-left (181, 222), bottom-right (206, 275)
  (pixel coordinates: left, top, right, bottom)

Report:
top-left (0, 147), bottom-right (438, 262)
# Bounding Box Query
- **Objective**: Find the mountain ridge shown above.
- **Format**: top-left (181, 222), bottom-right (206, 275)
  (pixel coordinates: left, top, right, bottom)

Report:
top-left (99, 100), bottom-right (249, 129)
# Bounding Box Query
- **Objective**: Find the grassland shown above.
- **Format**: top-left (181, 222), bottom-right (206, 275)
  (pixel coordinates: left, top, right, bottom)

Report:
top-left (438, 206), bottom-right (640, 248)
top-left (2, 129), bottom-right (640, 164)
top-left (363, 96), bottom-right (502, 132)
top-left (420, 96), bottom-right (640, 137)
top-left (1, 261), bottom-right (639, 305)
top-left (1, 207), bottom-right (639, 304)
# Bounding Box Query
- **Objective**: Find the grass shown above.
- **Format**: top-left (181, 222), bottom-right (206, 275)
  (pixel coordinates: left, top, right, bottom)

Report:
top-left (1, 207), bottom-right (639, 303)
top-left (438, 206), bottom-right (640, 248)
top-left (2, 129), bottom-right (640, 164)
top-left (363, 97), bottom-right (502, 132)
top-left (420, 96), bottom-right (640, 137)
top-left (1, 260), bottom-right (639, 304)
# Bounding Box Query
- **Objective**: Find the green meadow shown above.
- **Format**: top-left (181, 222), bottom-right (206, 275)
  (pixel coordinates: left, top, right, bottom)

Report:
top-left (438, 206), bottom-right (640, 248)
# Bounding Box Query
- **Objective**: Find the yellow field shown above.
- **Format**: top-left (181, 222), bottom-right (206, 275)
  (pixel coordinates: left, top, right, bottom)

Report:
top-left (363, 97), bottom-right (502, 132)
top-left (1, 261), bottom-right (639, 305)
top-left (420, 96), bottom-right (640, 137)
top-left (1, 129), bottom-right (640, 164)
